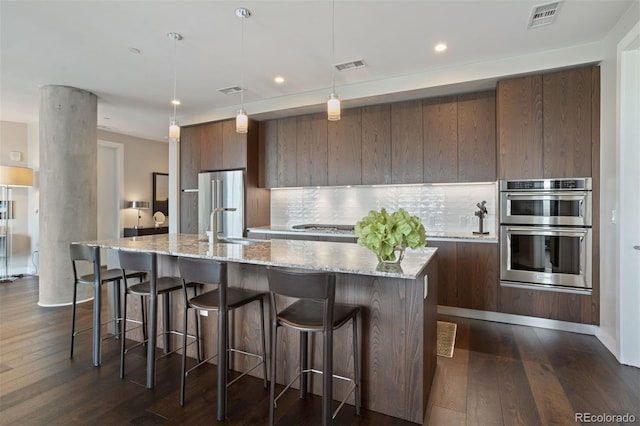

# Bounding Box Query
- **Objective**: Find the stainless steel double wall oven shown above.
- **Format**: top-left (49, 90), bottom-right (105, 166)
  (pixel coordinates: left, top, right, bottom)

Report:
top-left (500, 178), bottom-right (592, 294)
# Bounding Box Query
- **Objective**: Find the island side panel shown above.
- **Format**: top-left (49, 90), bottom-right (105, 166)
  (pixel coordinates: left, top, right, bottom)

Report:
top-left (422, 256), bottom-right (438, 421)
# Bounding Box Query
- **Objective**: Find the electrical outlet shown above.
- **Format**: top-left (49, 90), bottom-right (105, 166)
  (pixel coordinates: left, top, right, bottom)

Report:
top-left (199, 310), bottom-right (208, 316)
top-left (611, 209), bottom-right (617, 224)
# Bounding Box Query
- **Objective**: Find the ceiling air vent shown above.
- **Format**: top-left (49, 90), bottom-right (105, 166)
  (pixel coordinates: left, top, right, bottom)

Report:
top-left (218, 86), bottom-right (244, 95)
top-left (528, 2), bottom-right (561, 29)
top-left (334, 59), bottom-right (367, 72)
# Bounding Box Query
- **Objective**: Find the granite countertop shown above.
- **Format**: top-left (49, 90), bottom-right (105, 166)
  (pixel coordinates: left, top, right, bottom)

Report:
top-left (78, 233), bottom-right (437, 280)
top-left (247, 225), bottom-right (498, 243)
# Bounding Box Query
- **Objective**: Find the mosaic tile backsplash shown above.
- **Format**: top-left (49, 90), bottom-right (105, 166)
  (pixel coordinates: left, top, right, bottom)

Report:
top-left (271, 183), bottom-right (497, 235)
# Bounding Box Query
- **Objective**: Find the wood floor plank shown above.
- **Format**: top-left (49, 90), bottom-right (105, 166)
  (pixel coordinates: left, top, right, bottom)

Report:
top-left (522, 360), bottom-right (576, 425)
top-left (466, 352), bottom-right (503, 426)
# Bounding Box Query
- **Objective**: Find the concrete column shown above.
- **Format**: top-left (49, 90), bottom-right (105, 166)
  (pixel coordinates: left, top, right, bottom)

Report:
top-left (38, 85), bottom-right (97, 306)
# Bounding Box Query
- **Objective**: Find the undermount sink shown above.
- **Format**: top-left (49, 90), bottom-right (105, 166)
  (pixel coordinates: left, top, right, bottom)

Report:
top-left (218, 237), bottom-right (263, 246)
top-left (198, 236), bottom-right (263, 246)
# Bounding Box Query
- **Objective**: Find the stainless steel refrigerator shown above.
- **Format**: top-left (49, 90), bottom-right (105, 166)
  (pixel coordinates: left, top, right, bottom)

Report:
top-left (198, 170), bottom-right (245, 237)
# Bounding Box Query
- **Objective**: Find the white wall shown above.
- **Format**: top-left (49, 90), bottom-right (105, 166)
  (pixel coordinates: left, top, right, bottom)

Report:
top-left (597, 1), bottom-right (640, 363)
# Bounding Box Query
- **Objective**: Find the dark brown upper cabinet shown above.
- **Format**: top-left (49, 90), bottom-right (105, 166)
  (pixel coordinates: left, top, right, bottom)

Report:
top-left (328, 108), bottom-right (362, 186)
top-left (543, 66), bottom-right (593, 178)
top-left (457, 91), bottom-right (496, 182)
top-left (497, 74), bottom-right (544, 179)
top-left (222, 120), bottom-right (248, 170)
top-left (276, 117), bottom-right (298, 187)
top-left (361, 104), bottom-right (392, 185)
top-left (423, 96), bottom-right (458, 183)
top-left (200, 121), bottom-right (223, 171)
top-left (391, 100), bottom-right (424, 184)
top-left (259, 120), bottom-right (278, 188)
top-left (297, 113), bottom-right (328, 186)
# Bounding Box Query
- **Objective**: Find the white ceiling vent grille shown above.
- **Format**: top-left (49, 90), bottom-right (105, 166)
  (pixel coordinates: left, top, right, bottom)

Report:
top-left (528, 2), bottom-right (561, 29)
top-left (334, 59), bottom-right (367, 72)
top-left (218, 86), bottom-right (244, 95)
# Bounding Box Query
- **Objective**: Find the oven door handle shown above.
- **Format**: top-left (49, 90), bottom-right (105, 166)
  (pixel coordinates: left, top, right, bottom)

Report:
top-left (504, 226), bottom-right (589, 238)
top-left (504, 192), bottom-right (588, 200)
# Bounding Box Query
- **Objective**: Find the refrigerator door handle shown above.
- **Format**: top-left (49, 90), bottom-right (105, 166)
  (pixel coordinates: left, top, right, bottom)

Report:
top-left (212, 179), bottom-right (223, 233)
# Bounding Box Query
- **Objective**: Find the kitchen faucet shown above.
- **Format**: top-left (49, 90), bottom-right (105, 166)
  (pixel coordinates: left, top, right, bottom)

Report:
top-left (210, 207), bottom-right (237, 244)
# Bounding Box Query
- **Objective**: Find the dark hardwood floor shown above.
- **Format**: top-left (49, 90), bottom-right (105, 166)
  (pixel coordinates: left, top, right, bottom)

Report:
top-left (1, 276), bottom-right (638, 425)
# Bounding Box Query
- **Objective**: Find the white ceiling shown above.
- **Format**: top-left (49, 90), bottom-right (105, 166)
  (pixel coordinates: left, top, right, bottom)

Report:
top-left (0, 0), bottom-right (634, 142)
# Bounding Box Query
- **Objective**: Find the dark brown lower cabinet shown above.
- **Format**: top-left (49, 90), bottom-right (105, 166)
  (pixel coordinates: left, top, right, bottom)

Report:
top-left (499, 285), bottom-right (596, 324)
top-left (430, 241), bottom-right (498, 312)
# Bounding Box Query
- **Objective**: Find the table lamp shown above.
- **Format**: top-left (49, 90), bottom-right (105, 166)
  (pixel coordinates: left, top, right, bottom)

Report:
top-left (127, 201), bottom-right (149, 229)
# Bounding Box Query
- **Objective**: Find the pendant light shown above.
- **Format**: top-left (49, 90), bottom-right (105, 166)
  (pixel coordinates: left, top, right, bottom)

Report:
top-left (235, 7), bottom-right (251, 134)
top-left (168, 31), bottom-right (183, 140)
top-left (327, 0), bottom-right (340, 121)
top-left (168, 32), bottom-right (182, 139)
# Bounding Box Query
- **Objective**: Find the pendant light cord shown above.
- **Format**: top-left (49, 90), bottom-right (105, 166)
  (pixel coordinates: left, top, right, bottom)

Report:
top-left (240, 14), bottom-right (245, 110)
top-left (331, 0), bottom-right (336, 93)
top-left (172, 36), bottom-right (178, 120)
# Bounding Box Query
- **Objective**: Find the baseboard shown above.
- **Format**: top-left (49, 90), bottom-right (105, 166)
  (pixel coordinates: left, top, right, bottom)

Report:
top-left (438, 305), bottom-right (599, 335)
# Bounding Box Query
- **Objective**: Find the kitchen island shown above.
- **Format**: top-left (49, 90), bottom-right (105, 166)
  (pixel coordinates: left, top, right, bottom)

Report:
top-left (81, 234), bottom-right (438, 424)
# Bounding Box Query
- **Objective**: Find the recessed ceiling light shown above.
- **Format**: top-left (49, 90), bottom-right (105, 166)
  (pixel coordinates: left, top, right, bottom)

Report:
top-left (434, 43), bottom-right (447, 52)
top-left (171, 99), bottom-right (181, 105)
top-left (128, 47), bottom-right (141, 54)
top-left (274, 76), bottom-right (285, 84)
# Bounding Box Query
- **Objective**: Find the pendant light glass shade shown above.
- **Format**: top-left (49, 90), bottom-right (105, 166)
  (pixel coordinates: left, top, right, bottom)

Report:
top-left (169, 118), bottom-right (180, 139)
top-left (327, 93), bottom-right (341, 121)
top-left (236, 109), bottom-right (248, 133)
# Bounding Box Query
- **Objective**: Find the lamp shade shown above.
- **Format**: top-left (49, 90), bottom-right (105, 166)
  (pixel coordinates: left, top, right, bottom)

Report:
top-left (327, 93), bottom-right (341, 121)
top-left (0, 166), bottom-right (33, 187)
top-left (169, 119), bottom-right (180, 139)
top-left (236, 109), bottom-right (248, 133)
top-left (127, 201), bottom-right (149, 209)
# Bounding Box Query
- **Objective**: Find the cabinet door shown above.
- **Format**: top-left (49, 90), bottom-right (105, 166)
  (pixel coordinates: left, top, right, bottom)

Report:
top-left (497, 75), bottom-right (543, 179)
top-left (180, 125), bottom-right (202, 191)
top-left (458, 91), bottom-right (496, 182)
top-left (428, 241), bottom-right (458, 307)
top-left (543, 67), bottom-right (593, 178)
top-left (328, 108), bottom-right (362, 185)
top-left (423, 96), bottom-right (458, 183)
top-left (180, 192), bottom-right (198, 234)
top-left (277, 117), bottom-right (298, 187)
top-left (259, 120), bottom-right (278, 188)
top-left (362, 104), bottom-right (392, 185)
top-left (200, 122), bottom-right (223, 171)
top-left (457, 243), bottom-right (498, 311)
top-left (297, 113), bottom-right (328, 186)
top-left (391, 100), bottom-right (423, 183)
top-left (222, 119), bottom-right (248, 169)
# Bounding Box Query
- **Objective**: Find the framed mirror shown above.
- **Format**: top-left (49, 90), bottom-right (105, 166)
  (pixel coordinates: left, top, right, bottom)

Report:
top-left (152, 172), bottom-right (169, 217)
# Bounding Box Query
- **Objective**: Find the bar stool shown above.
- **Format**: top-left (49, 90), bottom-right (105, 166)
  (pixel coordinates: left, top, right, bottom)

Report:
top-left (69, 243), bottom-right (146, 359)
top-left (118, 250), bottom-right (197, 383)
top-left (266, 266), bottom-right (361, 426)
top-left (177, 257), bottom-right (268, 419)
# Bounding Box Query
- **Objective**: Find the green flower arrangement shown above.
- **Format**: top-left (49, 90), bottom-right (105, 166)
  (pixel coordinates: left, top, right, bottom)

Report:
top-left (354, 208), bottom-right (427, 262)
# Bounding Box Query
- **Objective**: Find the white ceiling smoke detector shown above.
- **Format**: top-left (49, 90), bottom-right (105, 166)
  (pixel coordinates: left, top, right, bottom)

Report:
top-left (528, 2), bottom-right (561, 29)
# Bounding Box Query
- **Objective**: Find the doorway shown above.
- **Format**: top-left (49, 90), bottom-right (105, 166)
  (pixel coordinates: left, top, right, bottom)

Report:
top-left (97, 141), bottom-right (124, 266)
